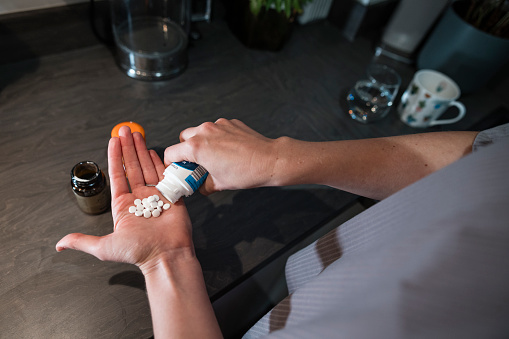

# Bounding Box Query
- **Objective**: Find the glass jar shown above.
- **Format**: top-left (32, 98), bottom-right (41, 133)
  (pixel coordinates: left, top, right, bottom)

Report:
top-left (71, 161), bottom-right (110, 214)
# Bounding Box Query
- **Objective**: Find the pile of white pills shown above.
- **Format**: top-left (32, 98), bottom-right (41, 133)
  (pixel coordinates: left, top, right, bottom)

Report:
top-left (128, 194), bottom-right (171, 218)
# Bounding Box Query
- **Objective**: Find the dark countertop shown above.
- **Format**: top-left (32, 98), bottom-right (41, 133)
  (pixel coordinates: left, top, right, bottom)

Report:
top-left (1, 3), bottom-right (508, 338)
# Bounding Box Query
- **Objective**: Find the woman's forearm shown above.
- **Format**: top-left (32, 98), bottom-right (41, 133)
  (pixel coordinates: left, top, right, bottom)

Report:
top-left (142, 252), bottom-right (222, 339)
top-left (163, 120), bottom-right (478, 200)
top-left (271, 131), bottom-right (478, 200)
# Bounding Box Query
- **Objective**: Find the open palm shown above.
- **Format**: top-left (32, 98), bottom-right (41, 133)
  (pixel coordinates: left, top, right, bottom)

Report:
top-left (57, 126), bottom-right (194, 269)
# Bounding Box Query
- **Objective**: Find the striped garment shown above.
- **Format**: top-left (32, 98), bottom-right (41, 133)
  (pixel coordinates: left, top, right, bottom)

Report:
top-left (244, 123), bottom-right (509, 339)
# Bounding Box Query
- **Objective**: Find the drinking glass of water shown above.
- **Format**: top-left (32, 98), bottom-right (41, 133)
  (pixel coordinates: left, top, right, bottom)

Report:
top-left (346, 64), bottom-right (401, 123)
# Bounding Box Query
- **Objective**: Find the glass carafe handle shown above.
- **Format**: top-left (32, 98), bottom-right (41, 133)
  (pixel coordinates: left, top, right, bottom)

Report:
top-left (192, 0), bottom-right (212, 22)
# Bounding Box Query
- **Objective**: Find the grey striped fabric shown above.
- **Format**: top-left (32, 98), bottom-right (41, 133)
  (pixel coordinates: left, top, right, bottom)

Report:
top-left (243, 124), bottom-right (509, 339)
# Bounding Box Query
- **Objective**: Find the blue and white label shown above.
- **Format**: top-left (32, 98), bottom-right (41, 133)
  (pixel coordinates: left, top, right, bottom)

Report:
top-left (158, 161), bottom-right (209, 202)
top-left (174, 161), bottom-right (200, 171)
top-left (185, 165), bottom-right (208, 192)
top-left (170, 161), bottom-right (208, 192)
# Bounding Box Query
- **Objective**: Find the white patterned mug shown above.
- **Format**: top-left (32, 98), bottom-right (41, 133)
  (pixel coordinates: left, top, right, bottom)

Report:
top-left (398, 70), bottom-right (466, 128)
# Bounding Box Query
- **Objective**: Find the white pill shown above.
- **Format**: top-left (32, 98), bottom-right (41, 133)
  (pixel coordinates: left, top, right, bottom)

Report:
top-left (143, 210), bottom-right (151, 218)
top-left (158, 200), bottom-right (163, 207)
top-left (129, 206), bottom-right (137, 214)
top-left (134, 199), bottom-right (142, 206)
top-left (150, 201), bottom-right (158, 208)
top-left (136, 204), bottom-right (144, 211)
top-left (157, 206), bottom-right (162, 212)
top-left (153, 195), bottom-right (160, 201)
top-left (135, 210), bottom-right (143, 217)
top-left (147, 196), bottom-right (155, 203)
top-left (163, 203), bottom-right (171, 210)
top-left (152, 209), bottom-right (161, 217)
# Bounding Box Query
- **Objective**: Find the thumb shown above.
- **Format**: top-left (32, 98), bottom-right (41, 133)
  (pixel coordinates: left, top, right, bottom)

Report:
top-left (164, 143), bottom-right (195, 167)
top-left (56, 233), bottom-right (104, 259)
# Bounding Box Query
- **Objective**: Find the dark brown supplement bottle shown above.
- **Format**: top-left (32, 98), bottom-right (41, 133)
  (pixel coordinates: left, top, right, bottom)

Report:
top-left (71, 161), bottom-right (110, 214)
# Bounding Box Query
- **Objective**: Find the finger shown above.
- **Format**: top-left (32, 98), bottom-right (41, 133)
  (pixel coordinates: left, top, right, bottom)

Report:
top-left (149, 150), bottom-right (166, 181)
top-left (179, 126), bottom-right (199, 142)
top-left (119, 126), bottom-right (145, 189)
top-left (229, 118), bottom-right (248, 130)
top-left (133, 132), bottom-right (159, 185)
top-left (198, 176), bottom-right (217, 196)
top-left (214, 117), bottom-right (232, 125)
top-left (229, 118), bottom-right (244, 127)
top-left (108, 137), bottom-right (129, 199)
top-left (214, 118), bottom-right (259, 137)
top-left (56, 233), bottom-right (103, 258)
top-left (216, 118), bottom-right (248, 131)
top-left (164, 142), bottom-right (196, 166)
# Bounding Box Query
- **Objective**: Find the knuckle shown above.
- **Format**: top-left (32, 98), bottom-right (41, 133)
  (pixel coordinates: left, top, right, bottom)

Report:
top-left (186, 137), bottom-right (201, 152)
top-left (215, 118), bottom-right (228, 124)
top-left (200, 121), bottom-right (216, 131)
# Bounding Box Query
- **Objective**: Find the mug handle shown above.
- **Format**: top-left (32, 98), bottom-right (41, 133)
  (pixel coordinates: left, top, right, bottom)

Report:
top-left (429, 101), bottom-right (466, 126)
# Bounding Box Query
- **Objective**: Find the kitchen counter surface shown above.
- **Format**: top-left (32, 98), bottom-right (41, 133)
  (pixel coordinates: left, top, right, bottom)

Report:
top-left (1, 4), bottom-right (508, 338)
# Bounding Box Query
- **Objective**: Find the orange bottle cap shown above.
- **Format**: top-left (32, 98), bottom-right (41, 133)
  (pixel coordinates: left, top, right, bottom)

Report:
top-left (111, 121), bottom-right (145, 140)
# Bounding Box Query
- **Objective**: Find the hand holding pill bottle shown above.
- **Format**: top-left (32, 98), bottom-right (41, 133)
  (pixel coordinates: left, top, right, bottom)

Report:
top-left (112, 121), bottom-right (208, 204)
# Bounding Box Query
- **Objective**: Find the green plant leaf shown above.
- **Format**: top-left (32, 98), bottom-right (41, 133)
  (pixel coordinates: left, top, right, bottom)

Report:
top-left (276, 0), bottom-right (282, 12)
top-left (284, 0), bottom-right (291, 18)
top-left (249, 0), bottom-right (262, 16)
top-left (250, 0), bottom-right (317, 18)
top-left (293, 0), bottom-right (302, 13)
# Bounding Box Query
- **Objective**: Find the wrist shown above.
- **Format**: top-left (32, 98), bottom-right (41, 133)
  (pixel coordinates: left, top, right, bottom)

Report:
top-left (269, 136), bottom-right (310, 187)
top-left (138, 247), bottom-right (197, 277)
top-left (140, 247), bottom-right (222, 339)
top-left (265, 136), bottom-right (288, 187)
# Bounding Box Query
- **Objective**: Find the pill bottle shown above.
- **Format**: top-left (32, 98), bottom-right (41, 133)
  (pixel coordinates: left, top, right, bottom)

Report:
top-left (71, 161), bottom-right (110, 214)
top-left (156, 161), bottom-right (208, 203)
